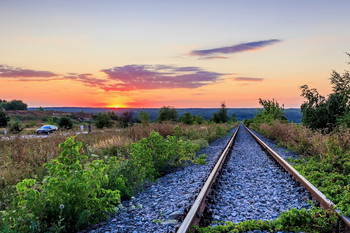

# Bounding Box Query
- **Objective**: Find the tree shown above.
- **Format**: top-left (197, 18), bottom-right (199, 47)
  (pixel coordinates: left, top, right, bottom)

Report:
top-left (118, 111), bottom-right (134, 128)
top-left (300, 53), bottom-right (350, 131)
top-left (251, 98), bottom-right (287, 126)
top-left (9, 121), bottom-right (23, 133)
top-left (157, 106), bottom-right (178, 122)
top-left (95, 113), bottom-right (112, 129)
top-left (193, 115), bottom-right (205, 124)
top-left (139, 111), bottom-right (150, 126)
top-left (0, 110), bottom-right (9, 127)
top-left (258, 98), bottom-right (286, 121)
top-left (58, 116), bottom-right (73, 130)
top-left (180, 112), bottom-right (194, 125)
top-left (211, 102), bottom-right (229, 123)
top-left (0, 99), bottom-right (27, 110)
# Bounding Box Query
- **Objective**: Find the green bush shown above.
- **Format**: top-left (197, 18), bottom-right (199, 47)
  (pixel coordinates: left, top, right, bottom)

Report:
top-left (58, 116), bottom-right (73, 130)
top-left (0, 110), bottom-right (9, 127)
top-left (9, 121), bottom-right (23, 133)
top-left (195, 206), bottom-right (338, 233)
top-left (211, 103), bottom-right (229, 123)
top-left (180, 112), bottom-right (194, 125)
top-left (157, 106), bottom-right (178, 122)
top-left (95, 113), bottom-right (112, 129)
top-left (1, 137), bottom-right (120, 232)
top-left (290, 137), bottom-right (350, 216)
top-left (139, 111), bottom-right (150, 126)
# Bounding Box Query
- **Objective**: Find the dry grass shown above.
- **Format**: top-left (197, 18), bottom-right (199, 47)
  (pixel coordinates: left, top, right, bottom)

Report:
top-left (0, 122), bottom-right (235, 195)
top-left (255, 121), bottom-right (350, 158)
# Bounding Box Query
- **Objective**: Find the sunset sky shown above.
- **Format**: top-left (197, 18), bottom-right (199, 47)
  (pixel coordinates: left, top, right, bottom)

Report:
top-left (1, 0), bottom-right (349, 108)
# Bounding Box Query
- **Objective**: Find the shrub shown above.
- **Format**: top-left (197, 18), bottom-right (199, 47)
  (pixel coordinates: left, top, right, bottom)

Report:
top-left (158, 106), bottom-right (178, 122)
top-left (118, 111), bottom-right (134, 128)
top-left (58, 116), bottom-right (73, 130)
top-left (1, 137), bottom-right (120, 232)
top-left (211, 102), bottom-right (229, 123)
top-left (139, 111), bottom-right (150, 126)
top-left (0, 110), bottom-right (9, 127)
top-left (180, 112), bottom-right (194, 125)
top-left (9, 121), bottom-right (23, 133)
top-left (95, 113), bottom-right (112, 129)
top-left (195, 206), bottom-right (338, 233)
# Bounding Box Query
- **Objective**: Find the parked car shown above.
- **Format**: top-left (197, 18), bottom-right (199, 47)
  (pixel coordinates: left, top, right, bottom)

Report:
top-left (36, 125), bottom-right (58, 135)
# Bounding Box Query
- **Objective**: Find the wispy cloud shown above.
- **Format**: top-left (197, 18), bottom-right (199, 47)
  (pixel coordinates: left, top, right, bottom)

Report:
top-left (99, 65), bottom-right (224, 91)
top-left (1, 64), bottom-right (227, 92)
top-left (0, 64), bottom-right (57, 79)
top-left (190, 39), bottom-right (281, 58)
top-left (199, 56), bottom-right (228, 60)
top-left (233, 77), bottom-right (264, 82)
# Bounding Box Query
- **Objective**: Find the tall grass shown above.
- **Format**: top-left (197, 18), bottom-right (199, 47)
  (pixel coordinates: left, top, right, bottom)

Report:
top-left (252, 121), bottom-right (350, 217)
top-left (0, 122), bottom-right (234, 203)
top-left (0, 122), bottom-right (236, 232)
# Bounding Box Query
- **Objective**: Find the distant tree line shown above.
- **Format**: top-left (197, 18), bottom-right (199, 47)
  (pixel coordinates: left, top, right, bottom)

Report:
top-left (91, 103), bottom-right (237, 129)
top-left (0, 99), bottom-right (27, 111)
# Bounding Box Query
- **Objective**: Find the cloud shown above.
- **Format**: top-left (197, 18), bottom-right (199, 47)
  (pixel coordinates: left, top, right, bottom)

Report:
top-left (199, 56), bottom-right (228, 60)
top-left (0, 64), bottom-right (57, 79)
top-left (233, 77), bottom-right (264, 82)
top-left (190, 39), bottom-right (281, 58)
top-left (99, 65), bottom-right (224, 91)
top-left (1, 64), bottom-right (226, 92)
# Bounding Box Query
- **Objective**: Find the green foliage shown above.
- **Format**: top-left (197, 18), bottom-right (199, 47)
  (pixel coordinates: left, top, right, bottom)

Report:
top-left (1, 137), bottom-right (120, 232)
top-left (254, 98), bottom-right (287, 125)
top-left (180, 112), bottom-right (194, 125)
top-left (157, 106), bottom-right (178, 122)
top-left (193, 115), bottom-right (205, 124)
top-left (95, 113), bottom-right (112, 129)
top-left (290, 137), bottom-right (350, 216)
top-left (0, 110), bottom-right (9, 127)
top-left (242, 118), bottom-right (253, 127)
top-left (58, 116), bottom-right (73, 130)
top-left (9, 121), bottom-right (23, 133)
top-left (139, 111), bottom-right (150, 126)
top-left (195, 206), bottom-right (338, 233)
top-left (211, 102), bottom-right (229, 123)
top-left (0, 99), bottom-right (28, 110)
top-left (129, 131), bottom-right (201, 177)
top-left (300, 54), bottom-right (350, 131)
top-left (118, 111), bottom-right (134, 128)
top-left (45, 116), bottom-right (57, 126)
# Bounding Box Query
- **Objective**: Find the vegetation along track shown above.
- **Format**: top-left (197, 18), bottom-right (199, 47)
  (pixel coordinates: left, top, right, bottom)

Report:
top-left (177, 124), bottom-right (350, 232)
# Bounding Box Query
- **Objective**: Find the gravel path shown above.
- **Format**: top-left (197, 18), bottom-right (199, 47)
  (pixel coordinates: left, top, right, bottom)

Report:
top-left (207, 126), bottom-right (313, 226)
top-left (82, 128), bottom-right (236, 233)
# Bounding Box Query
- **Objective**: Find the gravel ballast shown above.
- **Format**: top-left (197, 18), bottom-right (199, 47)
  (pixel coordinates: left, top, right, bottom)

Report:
top-left (206, 125), bottom-right (313, 226)
top-left (83, 128), bottom-right (236, 233)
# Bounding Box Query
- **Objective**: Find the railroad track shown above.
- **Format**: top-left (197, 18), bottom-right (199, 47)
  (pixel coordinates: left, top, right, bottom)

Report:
top-left (176, 124), bottom-right (350, 233)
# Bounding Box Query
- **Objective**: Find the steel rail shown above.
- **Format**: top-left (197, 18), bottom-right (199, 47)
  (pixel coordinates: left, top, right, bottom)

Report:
top-left (244, 125), bottom-right (350, 232)
top-left (176, 124), bottom-right (240, 233)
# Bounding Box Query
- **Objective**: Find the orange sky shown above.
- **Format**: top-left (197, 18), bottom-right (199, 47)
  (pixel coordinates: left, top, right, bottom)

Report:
top-left (1, 1), bottom-right (349, 108)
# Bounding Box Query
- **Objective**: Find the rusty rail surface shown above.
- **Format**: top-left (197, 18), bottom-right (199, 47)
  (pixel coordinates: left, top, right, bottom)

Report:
top-left (244, 125), bottom-right (350, 232)
top-left (176, 124), bottom-right (240, 233)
